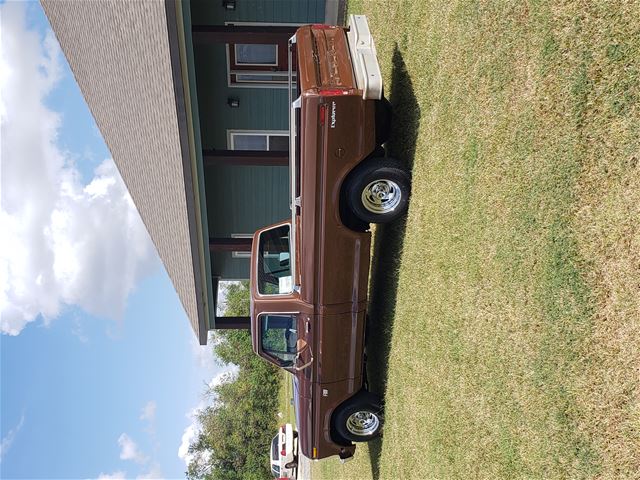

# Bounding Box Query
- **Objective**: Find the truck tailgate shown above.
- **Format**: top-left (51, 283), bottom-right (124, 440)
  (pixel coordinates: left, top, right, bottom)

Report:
top-left (296, 26), bottom-right (357, 93)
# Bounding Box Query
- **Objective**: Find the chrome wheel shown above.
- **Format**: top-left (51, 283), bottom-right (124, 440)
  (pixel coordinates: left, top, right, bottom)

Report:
top-left (361, 179), bottom-right (401, 214)
top-left (345, 410), bottom-right (380, 437)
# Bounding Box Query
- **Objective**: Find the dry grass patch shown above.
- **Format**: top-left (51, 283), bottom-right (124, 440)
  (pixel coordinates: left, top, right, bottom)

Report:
top-left (314, 1), bottom-right (640, 479)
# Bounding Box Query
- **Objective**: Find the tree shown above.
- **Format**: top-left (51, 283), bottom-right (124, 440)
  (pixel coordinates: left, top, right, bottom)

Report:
top-left (186, 281), bottom-right (281, 480)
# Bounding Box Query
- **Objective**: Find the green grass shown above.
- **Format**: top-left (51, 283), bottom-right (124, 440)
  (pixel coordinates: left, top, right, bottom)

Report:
top-left (277, 371), bottom-right (296, 427)
top-left (315, 1), bottom-right (640, 479)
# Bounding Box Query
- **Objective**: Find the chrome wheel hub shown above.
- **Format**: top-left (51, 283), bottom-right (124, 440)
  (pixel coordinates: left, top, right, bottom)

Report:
top-left (346, 410), bottom-right (380, 436)
top-left (361, 179), bottom-right (401, 214)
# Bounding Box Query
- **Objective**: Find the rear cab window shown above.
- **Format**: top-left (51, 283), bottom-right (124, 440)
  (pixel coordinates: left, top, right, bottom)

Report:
top-left (258, 225), bottom-right (292, 295)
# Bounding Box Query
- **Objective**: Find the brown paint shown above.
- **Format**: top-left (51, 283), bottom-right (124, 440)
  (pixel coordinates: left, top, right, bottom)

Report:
top-left (249, 24), bottom-right (377, 461)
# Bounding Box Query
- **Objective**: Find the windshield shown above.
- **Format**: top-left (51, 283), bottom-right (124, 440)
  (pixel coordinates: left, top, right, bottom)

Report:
top-left (257, 225), bottom-right (292, 295)
top-left (271, 435), bottom-right (279, 462)
top-left (260, 314), bottom-right (297, 367)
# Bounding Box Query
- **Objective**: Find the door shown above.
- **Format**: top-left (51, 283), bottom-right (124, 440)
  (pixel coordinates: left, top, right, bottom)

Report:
top-left (226, 23), bottom-right (298, 87)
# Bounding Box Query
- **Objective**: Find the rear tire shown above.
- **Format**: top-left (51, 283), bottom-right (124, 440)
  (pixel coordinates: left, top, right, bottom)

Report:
top-left (333, 391), bottom-right (383, 443)
top-left (345, 158), bottom-right (410, 224)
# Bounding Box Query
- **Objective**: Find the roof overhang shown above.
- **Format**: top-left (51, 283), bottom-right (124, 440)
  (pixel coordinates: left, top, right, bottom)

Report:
top-left (42, 0), bottom-right (214, 344)
top-left (164, 0), bottom-right (214, 344)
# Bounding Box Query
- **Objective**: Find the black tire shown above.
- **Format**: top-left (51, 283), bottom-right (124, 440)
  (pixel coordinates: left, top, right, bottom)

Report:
top-left (285, 461), bottom-right (296, 469)
top-left (375, 97), bottom-right (392, 145)
top-left (333, 391), bottom-right (383, 443)
top-left (345, 157), bottom-right (410, 224)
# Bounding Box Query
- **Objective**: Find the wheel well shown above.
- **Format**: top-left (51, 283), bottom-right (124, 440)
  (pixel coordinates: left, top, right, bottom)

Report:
top-left (329, 388), bottom-right (383, 446)
top-left (329, 393), bottom-right (361, 446)
top-left (338, 146), bottom-right (385, 232)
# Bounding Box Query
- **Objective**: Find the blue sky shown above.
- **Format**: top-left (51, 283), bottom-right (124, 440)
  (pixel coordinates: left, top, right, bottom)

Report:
top-left (1, 2), bottom-right (227, 478)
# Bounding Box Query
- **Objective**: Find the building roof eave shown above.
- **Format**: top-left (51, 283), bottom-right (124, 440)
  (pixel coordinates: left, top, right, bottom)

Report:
top-left (41, 0), bottom-right (214, 343)
top-left (165, 0), bottom-right (214, 345)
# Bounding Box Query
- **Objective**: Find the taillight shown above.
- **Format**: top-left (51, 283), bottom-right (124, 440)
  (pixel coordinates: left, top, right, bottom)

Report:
top-left (281, 449), bottom-right (286, 456)
top-left (319, 88), bottom-right (349, 96)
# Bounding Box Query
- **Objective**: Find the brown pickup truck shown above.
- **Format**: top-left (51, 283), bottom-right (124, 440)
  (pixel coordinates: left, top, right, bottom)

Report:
top-left (250, 16), bottom-right (411, 461)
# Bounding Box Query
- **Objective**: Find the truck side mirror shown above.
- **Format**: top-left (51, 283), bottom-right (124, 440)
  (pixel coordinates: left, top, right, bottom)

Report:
top-left (293, 350), bottom-right (314, 372)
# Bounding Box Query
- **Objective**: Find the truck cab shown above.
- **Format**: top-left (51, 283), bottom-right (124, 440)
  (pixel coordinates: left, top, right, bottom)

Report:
top-left (250, 16), bottom-right (411, 461)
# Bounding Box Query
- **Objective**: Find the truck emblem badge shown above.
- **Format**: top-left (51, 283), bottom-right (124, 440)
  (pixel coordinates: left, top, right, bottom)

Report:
top-left (330, 102), bottom-right (337, 128)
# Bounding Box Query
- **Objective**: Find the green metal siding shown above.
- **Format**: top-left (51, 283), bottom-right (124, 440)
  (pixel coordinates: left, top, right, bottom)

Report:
top-left (205, 165), bottom-right (289, 278)
top-left (190, 0), bottom-right (325, 280)
top-left (190, 0), bottom-right (325, 25)
top-left (194, 42), bottom-right (289, 150)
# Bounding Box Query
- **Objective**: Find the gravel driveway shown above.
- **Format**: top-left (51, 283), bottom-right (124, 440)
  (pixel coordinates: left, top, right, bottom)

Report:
top-left (297, 454), bottom-right (311, 480)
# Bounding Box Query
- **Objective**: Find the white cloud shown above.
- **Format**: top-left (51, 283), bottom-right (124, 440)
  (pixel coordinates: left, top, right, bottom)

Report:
top-left (0, 2), bottom-right (157, 336)
top-left (96, 472), bottom-right (127, 480)
top-left (139, 401), bottom-right (157, 423)
top-left (71, 315), bottom-right (89, 344)
top-left (177, 369), bottom-right (235, 468)
top-left (177, 423), bottom-right (198, 466)
top-left (190, 333), bottom-right (218, 372)
top-left (136, 464), bottom-right (163, 480)
top-left (208, 370), bottom-right (236, 391)
top-left (0, 413), bottom-right (25, 463)
top-left (118, 433), bottom-right (148, 464)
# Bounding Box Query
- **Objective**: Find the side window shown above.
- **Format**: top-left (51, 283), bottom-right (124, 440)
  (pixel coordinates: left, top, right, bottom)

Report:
top-left (234, 44), bottom-right (278, 65)
top-left (258, 224), bottom-right (292, 295)
top-left (229, 130), bottom-right (289, 152)
top-left (260, 314), bottom-right (297, 367)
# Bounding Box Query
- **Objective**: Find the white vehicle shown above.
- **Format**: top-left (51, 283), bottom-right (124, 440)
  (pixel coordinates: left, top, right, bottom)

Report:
top-left (270, 423), bottom-right (297, 479)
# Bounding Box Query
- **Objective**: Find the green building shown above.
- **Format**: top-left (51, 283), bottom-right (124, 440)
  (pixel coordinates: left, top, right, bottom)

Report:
top-left (43, 0), bottom-right (345, 343)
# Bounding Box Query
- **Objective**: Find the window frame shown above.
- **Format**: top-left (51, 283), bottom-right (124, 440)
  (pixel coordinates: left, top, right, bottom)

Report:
top-left (233, 43), bottom-right (278, 67)
top-left (255, 223), bottom-right (293, 298)
top-left (227, 129), bottom-right (289, 151)
top-left (231, 233), bottom-right (253, 259)
top-left (225, 21), bottom-right (301, 89)
top-left (258, 312), bottom-right (299, 369)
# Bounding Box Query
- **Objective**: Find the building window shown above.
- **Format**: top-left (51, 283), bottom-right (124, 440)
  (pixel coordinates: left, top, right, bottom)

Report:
top-left (226, 22), bottom-right (299, 88)
top-left (228, 130), bottom-right (289, 152)
top-left (234, 44), bottom-right (278, 66)
top-left (231, 233), bottom-right (252, 258)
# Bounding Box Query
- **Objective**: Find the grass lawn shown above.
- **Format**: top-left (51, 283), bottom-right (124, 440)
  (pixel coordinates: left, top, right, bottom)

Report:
top-left (315, 1), bottom-right (640, 478)
top-left (278, 371), bottom-right (296, 427)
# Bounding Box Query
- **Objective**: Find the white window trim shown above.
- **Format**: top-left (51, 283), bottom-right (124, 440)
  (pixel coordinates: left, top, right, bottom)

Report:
top-left (225, 21), bottom-right (302, 89)
top-left (227, 129), bottom-right (289, 150)
top-left (233, 44), bottom-right (278, 67)
top-left (231, 71), bottom-right (297, 84)
top-left (231, 233), bottom-right (253, 258)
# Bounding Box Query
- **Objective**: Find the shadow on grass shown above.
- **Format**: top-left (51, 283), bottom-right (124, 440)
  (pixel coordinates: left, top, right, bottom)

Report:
top-left (365, 45), bottom-right (419, 479)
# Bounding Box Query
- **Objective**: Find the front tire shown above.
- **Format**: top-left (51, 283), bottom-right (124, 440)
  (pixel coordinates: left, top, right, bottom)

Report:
top-left (345, 158), bottom-right (411, 224)
top-left (333, 391), bottom-right (383, 443)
